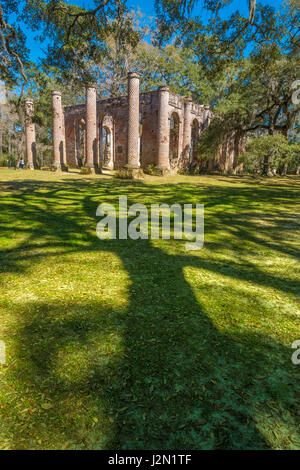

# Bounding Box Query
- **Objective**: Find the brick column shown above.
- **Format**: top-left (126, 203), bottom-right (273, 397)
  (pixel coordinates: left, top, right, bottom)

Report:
top-left (157, 86), bottom-right (170, 169)
top-left (61, 108), bottom-right (67, 166)
top-left (127, 72), bottom-right (140, 167)
top-left (24, 98), bottom-right (36, 169)
top-left (86, 85), bottom-right (97, 170)
top-left (51, 91), bottom-right (66, 170)
top-left (182, 97), bottom-right (192, 161)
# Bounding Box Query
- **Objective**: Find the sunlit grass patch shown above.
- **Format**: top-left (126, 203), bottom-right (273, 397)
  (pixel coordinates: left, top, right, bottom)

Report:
top-left (0, 169), bottom-right (299, 449)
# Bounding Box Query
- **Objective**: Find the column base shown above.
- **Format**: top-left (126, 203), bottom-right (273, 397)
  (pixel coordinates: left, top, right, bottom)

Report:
top-left (157, 166), bottom-right (171, 176)
top-left (120, 164), bottom-right (144, 180)
top-left (52, 164), bottom-right (68, 172)
top-left (82, 165), bottom-right (101, 175)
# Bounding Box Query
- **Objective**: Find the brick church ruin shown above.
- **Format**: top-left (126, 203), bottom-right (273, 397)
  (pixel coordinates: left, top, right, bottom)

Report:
top-left (25, 72), bottom-right (217, 174)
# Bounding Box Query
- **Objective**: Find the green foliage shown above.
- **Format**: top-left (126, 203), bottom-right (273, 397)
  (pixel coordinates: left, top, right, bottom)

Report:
top-left (155, 1), bottom-right (300, 150)
top-left (80, 167), bottom-right (92, 175)
top-left (115, 167), bottom-right (144, 179)
top-left (1, 0), bottom-right (139, 96)
top-left (0, 2), bottom-right (30, 91)
top-left (143, 164), bottom-right (164, 176)
top-left (0, 153), bottom-right (18, 168)
top-left (154, 0), bottom-right (258, 45)
top-left (115, 168), bottom-right (133, 179)
top-left (36, 0), bottom-right (140, 88)
top-left (241, 134), bottom-right (299, 175)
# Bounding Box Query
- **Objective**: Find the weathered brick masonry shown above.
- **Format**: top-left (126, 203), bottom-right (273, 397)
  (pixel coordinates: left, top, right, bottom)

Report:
top-left (24, 73), bottom-right (245, 173)
top-left (63, 73), bottom-right (212, 173)
top-left (24, 98), bottom-right (36, 169)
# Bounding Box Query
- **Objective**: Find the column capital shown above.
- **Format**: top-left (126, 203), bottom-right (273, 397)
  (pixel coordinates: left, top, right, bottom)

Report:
top-left (128, 71), bottom-right (140, 80)
top-left (52, 90), bottom-right (61, 96)
top-left (25, 98), bottom-right (34, 117)
top-left (158, 85), bottom-right (169, 93)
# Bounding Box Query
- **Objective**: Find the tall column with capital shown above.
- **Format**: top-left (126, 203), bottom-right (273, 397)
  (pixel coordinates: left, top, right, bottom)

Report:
top-left (51, 91), bottom-right (66, 169)
top-left (182, 97), bottom-right (192, 162)
top-left (127, 72), bottom-right (140, 167)
top-left (86, 85), bottom-right (97, 170)
top-left (24, 98), bottom-right (36, 169)
top-left (157, 86), bottom-right (170, 169)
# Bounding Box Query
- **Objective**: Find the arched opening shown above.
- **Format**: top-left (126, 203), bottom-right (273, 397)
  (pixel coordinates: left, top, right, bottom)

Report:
top-left (191, 119), bottom-right (200, 162)
top-left (100, 114), bottom-right (114, 169)
top-left (101, 127), bottom-right (112, 166)
top-left (75, 118), bottom-right (85, 168)
top-left (169, 113), bottom-right (179, 162)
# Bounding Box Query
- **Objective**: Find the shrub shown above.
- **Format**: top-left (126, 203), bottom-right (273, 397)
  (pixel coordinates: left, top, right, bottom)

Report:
top-left (0, 156), bottom-right (7, 167)
top-left (80, 167), bottom-right (92, 175)
top-left (0, 154), bottom-right (18, 167)
top-left (240, 134), bottom-right (298, 175)
top-left (115, 167), bottom-right (144, 180)
top-left (115, 168), bottom-right (134, 179)
top-left (144, 164), bottom-right (163, 176)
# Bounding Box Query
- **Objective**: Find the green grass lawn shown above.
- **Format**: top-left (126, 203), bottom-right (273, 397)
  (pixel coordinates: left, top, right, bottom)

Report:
top-left (0, 168), bottom-right (299, 450)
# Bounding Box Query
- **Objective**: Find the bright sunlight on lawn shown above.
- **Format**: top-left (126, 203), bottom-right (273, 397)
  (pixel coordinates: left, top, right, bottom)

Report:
top-left (0, 169), bottom-right (299, 450)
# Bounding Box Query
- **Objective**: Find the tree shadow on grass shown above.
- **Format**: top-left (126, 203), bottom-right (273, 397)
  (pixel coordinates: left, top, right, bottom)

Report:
top-left (0, 177), bottom-right (299, 449)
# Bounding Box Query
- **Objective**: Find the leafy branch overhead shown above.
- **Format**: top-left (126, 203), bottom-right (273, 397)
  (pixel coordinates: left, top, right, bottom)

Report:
top-left (0, 0), bottom-right (140, 95)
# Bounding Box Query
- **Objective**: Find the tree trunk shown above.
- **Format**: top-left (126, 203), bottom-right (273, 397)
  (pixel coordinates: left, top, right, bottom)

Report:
top-left (262, 155), bottom-right (271, 175)
top-left (8, 132), bottom-right (11, 154)
top-left (262, 126), bottom-right (274, 176)
top-left (296, 158), bottom-right (300, 175)
top-left (281, 160), bottom-right (288, 176)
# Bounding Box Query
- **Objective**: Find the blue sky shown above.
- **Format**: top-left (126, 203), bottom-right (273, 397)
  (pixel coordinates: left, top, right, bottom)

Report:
top-left (22, 0), bottom-right (285, 62)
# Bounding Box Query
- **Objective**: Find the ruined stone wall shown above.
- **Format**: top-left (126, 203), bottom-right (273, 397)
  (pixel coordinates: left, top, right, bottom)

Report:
top-left (97, 96), bottom-right (127, 169)
top-left (64, 92), bottom-right (161, 170)
top-left (209, 131), bottom-right (246, 174)
top-left (168, 92), bottom-right (184, 171)
top-left (64, 89), bottom-right (210, 172)
top-left (140, 91), bottom-right (159, 167)
top-left (64, 104), bottom-right (85, 168)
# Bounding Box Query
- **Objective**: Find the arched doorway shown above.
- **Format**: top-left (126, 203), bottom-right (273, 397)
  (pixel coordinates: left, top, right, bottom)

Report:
top-left (100, 114), bottom-right (114, 169)
top-left (75, 118), bottom-right (85, 168)
top-left (169, 112), bottom-right (179, 162)
top-left (191, 119), bottom-right (200, 162)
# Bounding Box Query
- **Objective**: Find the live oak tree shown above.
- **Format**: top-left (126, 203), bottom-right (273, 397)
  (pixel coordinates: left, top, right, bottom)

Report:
top-left (167, 1), bottom-right (300, 168)
top-left (241, 134), bottom-right (300, 175)
top-left (0, 1), bottom-right (30, 105)
top-left (0, 0), bottom-right (139, 99)
top-left (154, 0), bottom-right (258, 47)
top-left (0, 0), bottom-right (139, 164)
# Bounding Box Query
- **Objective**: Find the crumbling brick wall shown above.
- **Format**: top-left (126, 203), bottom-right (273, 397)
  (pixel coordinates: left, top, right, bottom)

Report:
top-left (64, 88), bottom-right (210, 172)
